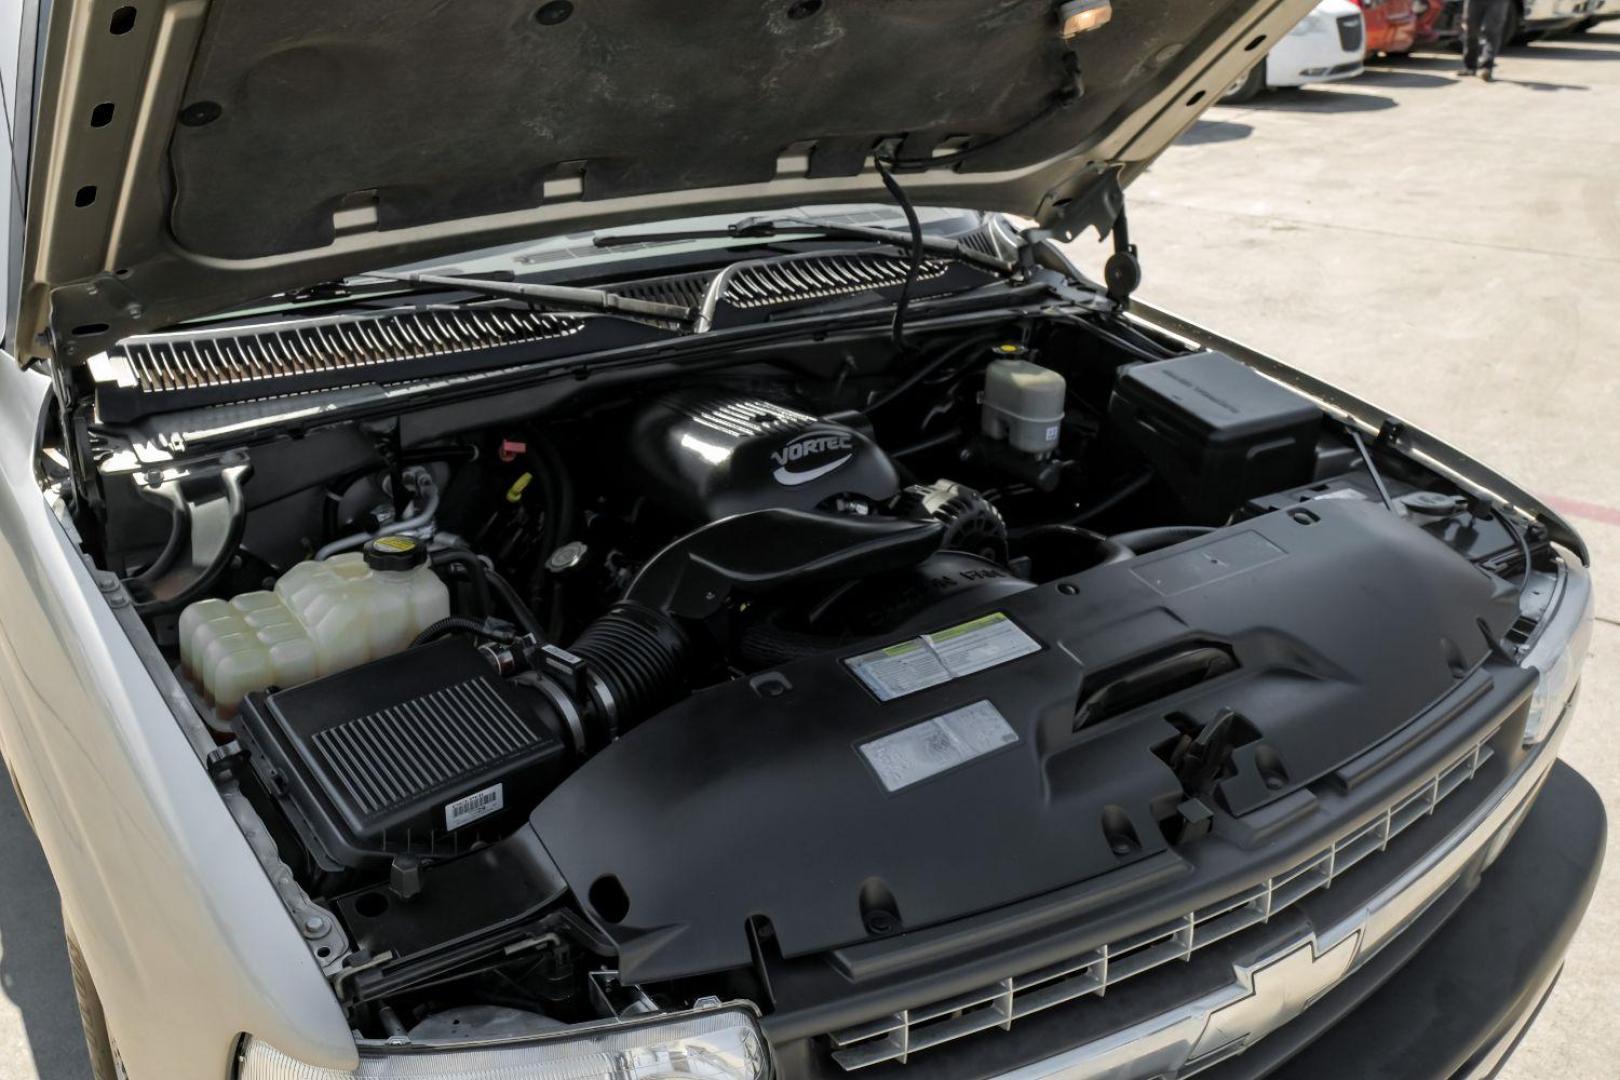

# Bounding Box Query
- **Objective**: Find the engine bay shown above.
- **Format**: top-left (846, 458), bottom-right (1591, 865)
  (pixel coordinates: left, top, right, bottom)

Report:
top-left (68, 307), bottom-right (1546, 1043)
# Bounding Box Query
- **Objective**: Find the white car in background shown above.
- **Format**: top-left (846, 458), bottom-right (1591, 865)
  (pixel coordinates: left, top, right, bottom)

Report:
top-left (1224, 0), bottom-right (1367, 102)
top-left (1522, 0), bottom-right (1598, 36)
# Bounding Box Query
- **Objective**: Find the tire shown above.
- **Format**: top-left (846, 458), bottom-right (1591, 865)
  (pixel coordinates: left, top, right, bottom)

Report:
top-left (1222, 61), bottom-right (1266, 103)
top-left (65, 921), bottom-right (122, 1080)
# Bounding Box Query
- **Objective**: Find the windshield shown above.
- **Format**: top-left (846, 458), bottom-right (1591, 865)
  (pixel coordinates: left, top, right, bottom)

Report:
top-left (382, 204), bottom-right (987, 279)
top-left (198, 204), bottom-right (993, 326)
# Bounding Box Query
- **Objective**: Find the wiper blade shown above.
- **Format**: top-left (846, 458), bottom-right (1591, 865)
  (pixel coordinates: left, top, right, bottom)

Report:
top-left (593, 217), bottom-right (1015, 274)
top-left (364, 271), bottom-right (696, 324)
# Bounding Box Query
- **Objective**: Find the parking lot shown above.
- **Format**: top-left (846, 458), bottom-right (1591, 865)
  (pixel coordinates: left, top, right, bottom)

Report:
top-left (2, 24), bottom-right (1618, 1080)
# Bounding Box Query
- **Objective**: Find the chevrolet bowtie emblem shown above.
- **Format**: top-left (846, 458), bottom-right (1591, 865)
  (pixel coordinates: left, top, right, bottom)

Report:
top-left (1190, 930), bottom-right (1363, 1066)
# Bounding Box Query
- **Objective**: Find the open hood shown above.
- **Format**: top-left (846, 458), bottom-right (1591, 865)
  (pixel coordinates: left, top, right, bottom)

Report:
top-left (17, 0), bottom-right (1315, 366)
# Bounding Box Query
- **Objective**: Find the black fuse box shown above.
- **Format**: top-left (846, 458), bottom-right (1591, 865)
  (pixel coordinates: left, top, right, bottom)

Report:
top-left (236, 639), bottom-right (566, 871)
top-left (1109, 350), bottom-right (1322, 524)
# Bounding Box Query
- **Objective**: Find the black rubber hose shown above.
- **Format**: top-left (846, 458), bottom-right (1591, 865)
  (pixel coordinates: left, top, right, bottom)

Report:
top-left (875, 159), bottom-right (924, 354)
top-left (486, 565), bottom-right (547, 641)
top-left (429, 549), bottom-right (493, 619)
top-left (568, 602), bottom-right (692, 741)
top-left (1109, 525), bottom-right (1215, 555)
top-left (525, 433), bottom-right (576, 555)
top-left (862, 334), bottom-right (1000, 415)
top-left (430, 550), bottom-right (546, 639)
top-left (523, 432), bottom-right (577, 637)
top-left (411, 616), bottom-right (517, 648)
top-left (1061, 472), bottom-right (1153, 526)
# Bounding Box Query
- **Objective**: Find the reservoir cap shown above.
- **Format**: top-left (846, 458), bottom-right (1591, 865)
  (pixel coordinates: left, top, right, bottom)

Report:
top-left (363, 534), bottom-right (427, 571)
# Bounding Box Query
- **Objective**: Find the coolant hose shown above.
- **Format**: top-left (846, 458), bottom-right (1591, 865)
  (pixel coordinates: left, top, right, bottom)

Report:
top-left (428, 548), bottom-right (493, 619)
top-left (428, 549), bottom-right (546, 641)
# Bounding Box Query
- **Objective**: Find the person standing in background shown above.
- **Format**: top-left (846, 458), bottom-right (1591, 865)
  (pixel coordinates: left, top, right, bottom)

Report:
top-left (1460, 0), bottom-right (1513, 80)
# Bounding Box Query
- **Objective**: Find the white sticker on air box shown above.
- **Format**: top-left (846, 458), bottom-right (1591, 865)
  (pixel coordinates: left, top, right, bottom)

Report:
top-left (444, 783), bottom-right (504, 831)
top-left (860, 700), bottom-right (1019, 792)
top-left (844, 612), bottom-right (1040, 701)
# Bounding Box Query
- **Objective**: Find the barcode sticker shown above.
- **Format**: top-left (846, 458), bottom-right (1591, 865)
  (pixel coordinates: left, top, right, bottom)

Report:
top-left (444, 784), bottom-right (505, 831)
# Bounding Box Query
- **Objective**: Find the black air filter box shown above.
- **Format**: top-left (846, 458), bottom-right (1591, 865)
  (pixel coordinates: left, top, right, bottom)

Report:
top-left (1109, 351), bottom-right (1322, 524)
top-left (237, 639), bottom-right (566, 870)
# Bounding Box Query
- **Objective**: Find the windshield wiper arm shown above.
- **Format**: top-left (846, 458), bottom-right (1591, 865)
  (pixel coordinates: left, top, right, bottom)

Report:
top-left (593, 217), bottom-right (1015, 274)
top-left (364, 271), bottom-right (696, 324)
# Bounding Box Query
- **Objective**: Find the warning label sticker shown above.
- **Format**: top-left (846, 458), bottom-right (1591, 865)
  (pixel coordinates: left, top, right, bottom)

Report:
top-left (860, 700), bottom-right (1019, 792)
top-left (844, 612), bottom-right (1040, 701)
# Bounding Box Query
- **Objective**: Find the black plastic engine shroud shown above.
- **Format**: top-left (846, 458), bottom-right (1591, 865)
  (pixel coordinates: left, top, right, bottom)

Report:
top-left (528, 500), bottom-right (1518, 984)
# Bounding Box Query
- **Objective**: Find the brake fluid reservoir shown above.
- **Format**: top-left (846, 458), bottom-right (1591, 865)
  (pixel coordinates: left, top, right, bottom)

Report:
top-left (179, 536), bottom-right (449, 712)
top-left (981, 349), bottom-right (1066, 456)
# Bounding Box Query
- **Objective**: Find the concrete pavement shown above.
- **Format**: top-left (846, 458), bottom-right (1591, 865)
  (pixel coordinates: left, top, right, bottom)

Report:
top-left (2, 25), bottom-right (1618, 1080)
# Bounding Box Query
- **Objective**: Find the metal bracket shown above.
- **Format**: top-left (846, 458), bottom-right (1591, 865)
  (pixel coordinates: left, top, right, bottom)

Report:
top-left (125, 449), bottom-right (252, 614)
top-left (49, 273), bottom-right (147, 364)
top-left (1045, 166), bottom-right (1126, 244)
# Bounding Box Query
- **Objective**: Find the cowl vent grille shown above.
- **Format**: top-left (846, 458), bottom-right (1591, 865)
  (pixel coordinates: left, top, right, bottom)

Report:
top-left (719, 254), bottom-right (950, 310)
top-left (605, 272), bottom-right (712, 311)
top-left (106, 306), bottom-right (583, 395)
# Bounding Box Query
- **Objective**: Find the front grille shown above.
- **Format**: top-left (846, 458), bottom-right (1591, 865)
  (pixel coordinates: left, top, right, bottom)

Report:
top-left (825, 733), bottom-right (1496, 1070)
top-left (1337, 13), bottom-right (1365, 49)
top-left (109, 306), bottom-right (582, 395)
top-left (719, 254), bottom-right (951, 311)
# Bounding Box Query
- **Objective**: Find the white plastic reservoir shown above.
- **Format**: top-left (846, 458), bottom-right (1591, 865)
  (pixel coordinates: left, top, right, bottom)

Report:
top-left (179, 537), bottom-right (449, 712)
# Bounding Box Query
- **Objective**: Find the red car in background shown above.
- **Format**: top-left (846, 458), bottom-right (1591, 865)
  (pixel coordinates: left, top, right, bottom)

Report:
top-left (1354, 0), bottom-right (1419, 51)
top-left (1413, 0), bottom-right (1460, 43)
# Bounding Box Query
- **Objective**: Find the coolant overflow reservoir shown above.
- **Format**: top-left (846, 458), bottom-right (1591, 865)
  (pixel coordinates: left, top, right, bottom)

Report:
top-left (981, 347), bottom-right (1066, 456)
top-left (178, 536), bottom-right (449, 713)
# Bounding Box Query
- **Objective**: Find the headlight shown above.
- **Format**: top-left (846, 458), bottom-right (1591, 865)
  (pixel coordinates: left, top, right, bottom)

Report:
top-left (237, 1006), bottom-right (769, 1080)
top-left (1289, 11), bottom-right (1331, 35)
top-left (1520, 554), bottom-right (1594, 745)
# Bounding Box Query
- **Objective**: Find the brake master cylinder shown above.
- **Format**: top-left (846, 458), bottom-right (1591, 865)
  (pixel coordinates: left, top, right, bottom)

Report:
top-left (179, 536), bottom-right (449, 713)
top-left (968, 344), bottom-right (1067, 490)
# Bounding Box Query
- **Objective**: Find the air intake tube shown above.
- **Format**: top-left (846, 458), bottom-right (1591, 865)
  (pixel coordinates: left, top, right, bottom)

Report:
top-left (519, 509), bottom-right (944, 751)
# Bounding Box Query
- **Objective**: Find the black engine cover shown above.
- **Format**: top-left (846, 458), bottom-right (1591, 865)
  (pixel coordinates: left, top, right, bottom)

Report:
top-left (530, 501), bottom-right (1518, 983)
top-left (628, 391), bottom-right (899, 521)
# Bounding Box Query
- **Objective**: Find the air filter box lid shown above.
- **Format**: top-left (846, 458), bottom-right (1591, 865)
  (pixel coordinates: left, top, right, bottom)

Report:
top-left (236, 639), bottom-right (566, 870)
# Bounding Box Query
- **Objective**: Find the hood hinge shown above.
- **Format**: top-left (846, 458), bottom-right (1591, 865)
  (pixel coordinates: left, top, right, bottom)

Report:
top-left (124, 449), bottom-right (254, 615)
